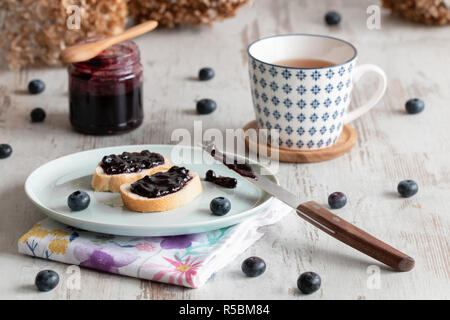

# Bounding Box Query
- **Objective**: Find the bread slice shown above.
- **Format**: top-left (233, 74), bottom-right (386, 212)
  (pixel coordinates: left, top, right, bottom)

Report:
top-left (92, 155), bottom-right (173, 193)
top-left (120, 171), bottom-right (203, 212)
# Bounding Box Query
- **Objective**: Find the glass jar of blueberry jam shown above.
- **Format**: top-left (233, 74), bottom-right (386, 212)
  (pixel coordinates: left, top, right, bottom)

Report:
top-left (68, 39), bottom-right (143, 135)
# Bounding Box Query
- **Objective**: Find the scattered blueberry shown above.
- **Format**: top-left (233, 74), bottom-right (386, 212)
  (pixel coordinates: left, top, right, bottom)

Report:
top-left (397, 180), bottom-right (418, 198)
top-left (28, 79), bottom-right (45, 94)
top-left (0, 144), bottom-right (12, 159)
top-left (297, 272), bottom-right (321, 294)
top-left (241, 257), bottom-right (266, 277)
top-left (325, 11), bottom-right (341, 26)
top-left (405, 98), bottom-right (424, 114)
top-left (30, 107), bottom-right (46, 122)
top-left (199, 67), bottom-right (215, 81)
top-left (68, 190), bottom-right (90, 211)
top-left (196, 99), bottom-right (217, 115)
top-left (210, 197), bottom-right (231, 216)
top-left (328, 191), bottom-right (347, 209)
top-left (35, 270), bottom-right (59, 292)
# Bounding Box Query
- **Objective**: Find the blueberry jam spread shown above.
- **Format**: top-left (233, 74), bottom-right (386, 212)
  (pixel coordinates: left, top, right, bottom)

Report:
top-left (130, 166), bottom-right (192, 198)
top-left (101, 150), bottom-right (164, 175)
top-left (225, 161), bottom-right (256, 179)
top-left (205, 170), bottom-right (237, 188)
top-left (211, 149), bottom-right (256, 179)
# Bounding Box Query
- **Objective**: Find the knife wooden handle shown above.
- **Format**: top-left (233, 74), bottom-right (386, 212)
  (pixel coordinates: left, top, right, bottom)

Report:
top-left (297, 201), bottom-right (415, 272)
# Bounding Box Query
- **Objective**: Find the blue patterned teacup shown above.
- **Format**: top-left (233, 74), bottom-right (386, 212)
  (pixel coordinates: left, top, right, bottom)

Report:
top-left (248, 34), bottom-right (387, 150)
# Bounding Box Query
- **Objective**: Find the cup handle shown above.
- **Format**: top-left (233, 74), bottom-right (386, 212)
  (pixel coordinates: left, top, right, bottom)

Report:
top-left (344, 64), bottom-right (387, 124)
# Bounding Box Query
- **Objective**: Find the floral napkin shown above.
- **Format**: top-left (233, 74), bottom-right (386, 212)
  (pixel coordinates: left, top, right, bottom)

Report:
top-left (18, 199), bottom-right (291, 288)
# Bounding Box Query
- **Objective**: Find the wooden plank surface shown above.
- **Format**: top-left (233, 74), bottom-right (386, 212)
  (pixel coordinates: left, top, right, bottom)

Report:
top-left (0, 0), bottom-right (449, 299)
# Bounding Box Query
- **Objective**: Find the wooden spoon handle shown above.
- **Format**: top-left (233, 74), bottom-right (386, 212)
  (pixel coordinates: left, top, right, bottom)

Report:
top-left (62, 20), bottom-right (158, 63)
top-left (297, 201), bottom-right (415, 271)
top-left (105, 20), bottom-right (158, 46)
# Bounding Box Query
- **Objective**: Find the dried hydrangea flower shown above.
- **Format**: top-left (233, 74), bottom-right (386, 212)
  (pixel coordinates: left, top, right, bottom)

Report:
top-left (382, 0), bottom-right (450, 25)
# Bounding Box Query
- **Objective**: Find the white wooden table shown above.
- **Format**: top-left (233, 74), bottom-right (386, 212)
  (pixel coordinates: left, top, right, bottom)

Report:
top-left (0, 0), bottom-right (449, 299)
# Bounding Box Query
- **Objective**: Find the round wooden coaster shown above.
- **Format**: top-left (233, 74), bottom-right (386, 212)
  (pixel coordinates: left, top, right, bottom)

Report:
top-left (243, 120), bottom-right (357, 163)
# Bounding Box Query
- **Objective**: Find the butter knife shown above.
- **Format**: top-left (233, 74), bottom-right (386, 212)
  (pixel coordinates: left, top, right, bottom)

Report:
top-left (201, 142), bottom-right (415, 272)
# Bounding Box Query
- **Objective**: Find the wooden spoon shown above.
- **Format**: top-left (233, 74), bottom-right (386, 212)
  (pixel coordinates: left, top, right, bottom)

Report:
top-left (61, 20), bottom-right (158, 64)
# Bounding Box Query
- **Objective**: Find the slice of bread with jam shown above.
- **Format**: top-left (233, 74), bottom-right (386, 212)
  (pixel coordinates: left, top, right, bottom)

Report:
top-left (120, 166), bottom-right (202, 212)
top-left (92, 150), bottom-right (172, 193)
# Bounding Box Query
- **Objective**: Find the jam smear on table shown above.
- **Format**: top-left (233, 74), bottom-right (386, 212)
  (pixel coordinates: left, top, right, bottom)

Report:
top-left (101, 150), bottom-right (165, 175)
top-left (130, 166), bottom-right (192, 198)
top-left (205, 169), bottom-right (237, 189)
top-left (211, 149), bottom-right (256, 179)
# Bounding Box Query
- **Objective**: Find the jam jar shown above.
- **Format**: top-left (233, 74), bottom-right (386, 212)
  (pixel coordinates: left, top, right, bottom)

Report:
top-left (68, 40), bottom-right (143, 135)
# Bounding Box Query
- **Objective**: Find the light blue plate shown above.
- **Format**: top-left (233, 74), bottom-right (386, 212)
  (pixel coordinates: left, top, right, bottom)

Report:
top-left (25, 145), bottom-right (277, 236)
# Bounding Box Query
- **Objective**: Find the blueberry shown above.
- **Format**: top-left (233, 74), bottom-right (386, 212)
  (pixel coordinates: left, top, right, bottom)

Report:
top-left (325, 11), bottom-right (341, 26)
top-left (68, 190), bottom-right (90, 211)
top-left (328, 191), bottom-right (347, 209)
top-left (210, 197), bottom-right (231, 216)
top-left (196, 99), bottom-right (217, 115)
top-left (405, 98), bottom-right (424, 114)
top-left (30, 107), bottom-right (46, 122)
top-left (199, 67), bottom-right (215, 81)
top-left (397, 180), bottom-right (418, 198)
top-left (0, 144), bottom-right (12, 159)
top-left (297, 272), bottom-right (321, 294)
top-left (241, 257), bottom-right (266, 277)
top-left (28, 79), bottom-right (45, 94)
top-left (35, 270), bottom-right (59, 292)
